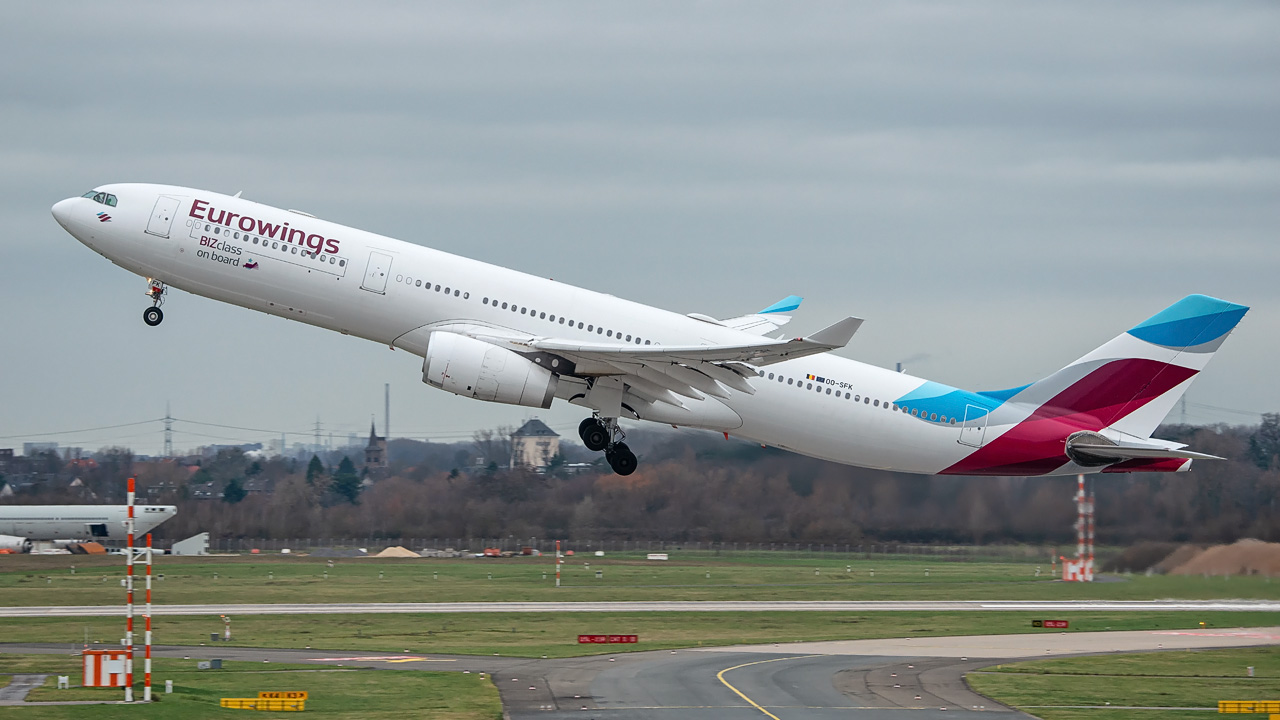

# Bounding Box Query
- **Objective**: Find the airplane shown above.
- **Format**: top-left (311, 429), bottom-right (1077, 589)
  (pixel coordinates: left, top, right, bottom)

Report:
top-left (51, 184), bottom-right (1248, 477)
top-left (0, 505), bottom-right (177, 552)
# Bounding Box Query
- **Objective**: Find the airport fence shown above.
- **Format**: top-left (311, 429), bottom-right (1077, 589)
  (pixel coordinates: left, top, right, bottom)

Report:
top-left (183, 537), bottom-right (1059, 562)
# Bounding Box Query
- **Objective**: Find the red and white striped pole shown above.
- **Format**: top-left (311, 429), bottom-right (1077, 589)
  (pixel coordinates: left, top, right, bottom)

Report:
top-left (124, 477), bottom-right (135, 702)
top-left (1075, 474), bottom-right (1085, 564)
top-left (1086, 479), bottom-right (1096, 581)
top-left (144, 532), bottom-right (153, 701)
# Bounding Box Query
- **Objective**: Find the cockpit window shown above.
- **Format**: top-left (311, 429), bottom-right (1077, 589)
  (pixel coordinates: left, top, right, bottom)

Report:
top-left (83, 191), bottom-right (118, 207)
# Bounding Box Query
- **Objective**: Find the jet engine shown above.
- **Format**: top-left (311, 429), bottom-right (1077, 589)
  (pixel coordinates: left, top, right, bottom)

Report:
top-left (423, 332), bottom-right (559, 409)
top-left (0, 535), bottom-right (31, 553)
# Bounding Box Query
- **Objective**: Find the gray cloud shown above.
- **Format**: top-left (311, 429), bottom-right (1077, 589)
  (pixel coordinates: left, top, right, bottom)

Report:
top-left (2, 2), bottom-right (1276, 452)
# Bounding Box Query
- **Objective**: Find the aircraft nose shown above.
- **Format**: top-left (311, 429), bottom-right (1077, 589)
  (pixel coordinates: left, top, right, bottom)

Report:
top-left (51, 198), bottom-right (75, 229)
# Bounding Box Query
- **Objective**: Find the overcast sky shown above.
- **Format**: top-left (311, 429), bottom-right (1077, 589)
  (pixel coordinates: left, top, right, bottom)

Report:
top-left (2, 2), bottom-right (1277, 456)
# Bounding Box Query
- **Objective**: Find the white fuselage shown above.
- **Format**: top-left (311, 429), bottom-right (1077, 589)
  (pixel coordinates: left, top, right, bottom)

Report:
top-left (51, 184), bottom-right (1092, 476)
top-left (0, 505), bottom-right (176, 541)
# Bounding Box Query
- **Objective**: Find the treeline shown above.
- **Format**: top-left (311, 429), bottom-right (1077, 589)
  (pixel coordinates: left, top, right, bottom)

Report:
top-left (6, 418), bottom-right (1280, 546)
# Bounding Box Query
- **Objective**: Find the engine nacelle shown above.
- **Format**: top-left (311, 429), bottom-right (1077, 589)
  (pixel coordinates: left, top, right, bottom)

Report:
top-left (0, 535), bottom-right (31, 553)
top-left (423, 332), bottom-right (558, 409)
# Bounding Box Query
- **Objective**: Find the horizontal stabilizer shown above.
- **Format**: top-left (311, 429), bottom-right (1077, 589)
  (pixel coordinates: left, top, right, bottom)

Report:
top-left (1069, 442), bottom-right (1223, 462)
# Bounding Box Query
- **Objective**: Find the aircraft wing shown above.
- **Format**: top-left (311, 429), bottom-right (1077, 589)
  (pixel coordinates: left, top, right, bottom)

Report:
top-left (688, 295), bottom-right (804, 336)
top-left (432, 316), bottom-right (861, 408)
top-left (531, 315), bottom-right (862, 366)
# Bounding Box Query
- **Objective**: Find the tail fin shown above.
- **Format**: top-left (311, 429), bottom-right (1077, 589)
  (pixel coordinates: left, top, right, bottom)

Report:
top-left (1014, 295), bottom-right (1248, 438)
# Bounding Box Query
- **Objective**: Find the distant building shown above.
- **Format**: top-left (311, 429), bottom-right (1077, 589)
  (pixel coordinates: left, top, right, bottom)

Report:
top-left (510, 419), bottom-right (560, 470)
top-left (23, 442), bottom-right (57, 456)
top-left (364, 421), bottom-right (387, 469)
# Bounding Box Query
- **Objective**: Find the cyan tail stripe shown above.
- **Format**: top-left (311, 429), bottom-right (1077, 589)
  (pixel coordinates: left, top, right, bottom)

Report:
top-left (759, 295), bottom-right (802, 314)
top-left (1127, 294), bottom-right (1248, 348)
top-left (894, 381), bottom-right (1029, 423)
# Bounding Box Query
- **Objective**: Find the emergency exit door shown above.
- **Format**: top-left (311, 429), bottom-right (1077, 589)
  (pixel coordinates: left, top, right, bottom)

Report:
top-left (361, 251), bottom-right (393, 294)
top-left (145, 196), bottom-right (181, 238)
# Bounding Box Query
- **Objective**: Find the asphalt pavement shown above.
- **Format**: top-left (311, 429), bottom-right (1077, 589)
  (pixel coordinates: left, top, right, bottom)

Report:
top-left (1, 599), bottom-right (1277, 617)
top-left (5, 626), bottom-right (1278, 719)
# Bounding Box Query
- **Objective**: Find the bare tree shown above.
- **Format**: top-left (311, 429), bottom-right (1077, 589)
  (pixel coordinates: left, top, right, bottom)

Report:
top-left (472, 426), bottom-right (513, 469)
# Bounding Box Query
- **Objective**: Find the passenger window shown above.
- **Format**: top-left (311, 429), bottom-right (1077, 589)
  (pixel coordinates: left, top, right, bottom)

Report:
top-left (874, 400), bottom-right (880, 407)
top-left (607, 330), bottom-right (613, 337)
top-left (540, 312), bottom-right (546, 319)
top-left (625, 334), bottom-right (632, 342)
top-left (787, 378), bottom-right (794, 385)
top-left (826, 388), bottom-right (832, 395)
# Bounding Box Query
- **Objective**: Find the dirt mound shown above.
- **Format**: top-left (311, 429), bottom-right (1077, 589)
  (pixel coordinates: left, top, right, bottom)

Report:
top-left (1151, 544), bottom-right (1203, 574)
top-left (373, 545), bottom-right (420, 558)
top-left (1168, 539), bottom-right (1280, 576)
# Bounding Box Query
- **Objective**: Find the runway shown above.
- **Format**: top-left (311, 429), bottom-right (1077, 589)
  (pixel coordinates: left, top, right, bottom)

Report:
top-left (4, 627), bottom-right (1278, 718)
top-left (1, 599), bottom-right (1277, 617)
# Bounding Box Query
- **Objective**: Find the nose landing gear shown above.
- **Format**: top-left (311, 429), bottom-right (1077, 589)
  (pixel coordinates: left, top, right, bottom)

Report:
top-left (579, 415), bottom-right (638, 475)
top-left (143, 279), bottom-right (167, 327)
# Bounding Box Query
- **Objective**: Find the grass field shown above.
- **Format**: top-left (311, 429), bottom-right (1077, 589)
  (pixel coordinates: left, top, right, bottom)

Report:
top-left (1, 611), bottom-right (1273, 659)
top-left (1, 551), bottom-right (1276, 606)
top-left (0, 654), bottom-right (502, 719)
top-left (968, 646), bottom-right (1280, 720)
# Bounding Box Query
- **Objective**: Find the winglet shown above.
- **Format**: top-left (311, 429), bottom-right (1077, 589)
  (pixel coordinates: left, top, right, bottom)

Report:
top-left (804, 317), bottom-right (863, 348)
top-left (759, 295), bottom-right (803, 314)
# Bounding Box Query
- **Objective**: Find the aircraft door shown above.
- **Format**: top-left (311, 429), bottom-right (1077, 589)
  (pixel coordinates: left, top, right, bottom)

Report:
top-left (145, 196), bottom-right (182, 238)
top-left (361, 251), bottom-right (393, 294)
top-left (88, 523), bottom-right (109, 538)
top-left (958, 404), bottom-right (988, 448)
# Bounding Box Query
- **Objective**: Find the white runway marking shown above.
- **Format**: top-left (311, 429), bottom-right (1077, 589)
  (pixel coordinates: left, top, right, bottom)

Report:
top-left (0, 599), bottom-right (1276, 617)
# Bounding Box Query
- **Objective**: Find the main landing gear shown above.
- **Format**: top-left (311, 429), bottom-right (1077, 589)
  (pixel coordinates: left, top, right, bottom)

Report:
top-left (579, 416), bottom-right (637, 476)
top-left (143, 279), bottom-right (167, 327)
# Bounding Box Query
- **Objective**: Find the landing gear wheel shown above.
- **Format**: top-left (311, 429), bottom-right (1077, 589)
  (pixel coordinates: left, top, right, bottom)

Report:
top-left (143, 306), bottom-right (164, 327)
top-left (580, 418), bottom-right (609, 452)
top-left (605, 442), bottom-right (638, 476)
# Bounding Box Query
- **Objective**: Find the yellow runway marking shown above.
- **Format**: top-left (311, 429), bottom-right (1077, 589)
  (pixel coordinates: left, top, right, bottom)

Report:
top-left (715, 655), bottom-right (818, 719)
